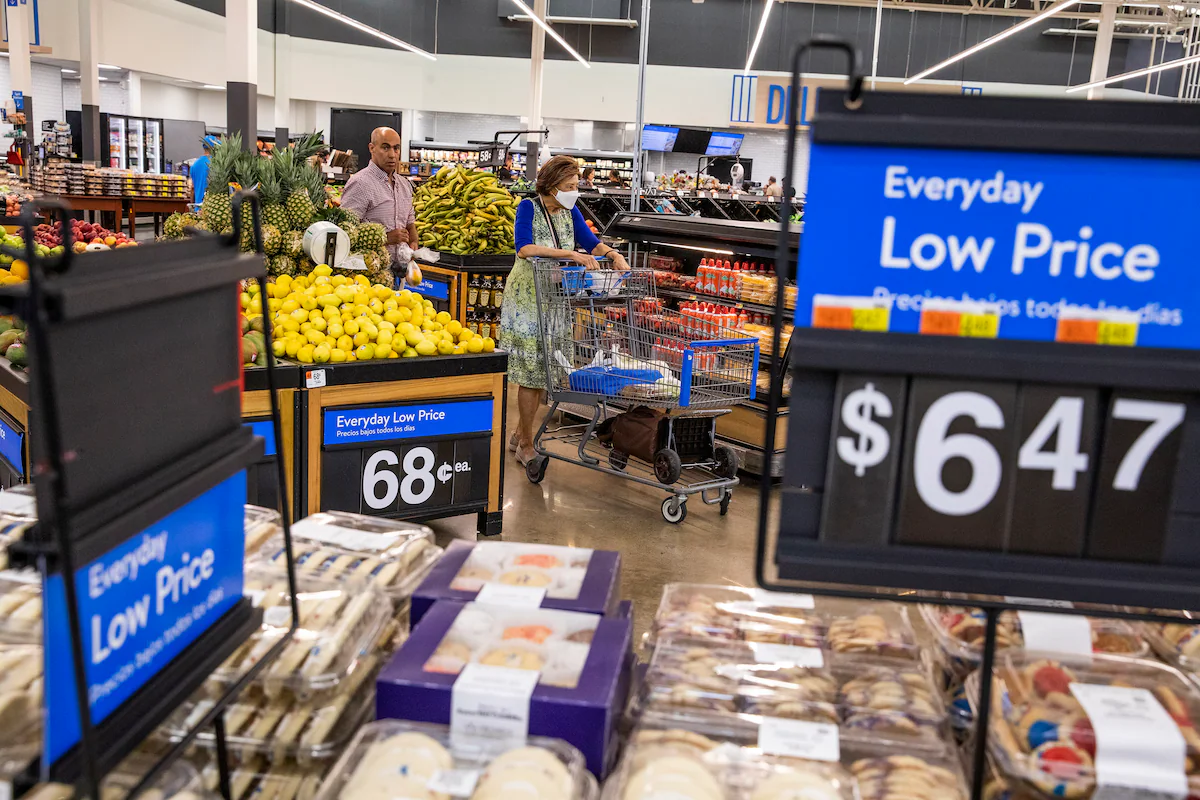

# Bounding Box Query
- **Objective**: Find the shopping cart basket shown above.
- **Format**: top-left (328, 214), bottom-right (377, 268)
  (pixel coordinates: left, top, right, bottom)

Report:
top-left (524, 258), bottom-right (760, 523)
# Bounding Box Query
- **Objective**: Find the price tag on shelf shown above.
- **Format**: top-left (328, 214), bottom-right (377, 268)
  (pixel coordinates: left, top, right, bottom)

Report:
top-left (1016, 610), bottom-right (1093, 656)
top-left (1056, 308), bottom-right (1141, 347)
top-left (758, 718), bottom-right (840, 762)
top-left (812, 295), bottom-right (892, 332)
top-left (919, 299), bottom-right (1001, 339)
top-left (305, 369), bottom-right (327, 389)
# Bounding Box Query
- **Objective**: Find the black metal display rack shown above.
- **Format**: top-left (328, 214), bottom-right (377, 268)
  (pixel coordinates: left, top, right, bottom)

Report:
top-left (0, 196), bottom-right (300, 799)
top-left (756, 39), bottom-right (1200, 800)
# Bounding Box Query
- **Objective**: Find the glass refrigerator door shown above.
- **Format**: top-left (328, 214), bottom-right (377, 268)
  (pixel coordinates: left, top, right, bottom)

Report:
top-left (145, 120), bottom-right (162, 174)
top-left (109, 117), bottom-right (125, 169)
top-left (128, 119), bottom-right (145, 173)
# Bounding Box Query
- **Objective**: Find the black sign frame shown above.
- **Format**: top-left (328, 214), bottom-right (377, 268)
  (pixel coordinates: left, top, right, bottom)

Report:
top-left (752, 39), bottom-right (1200, 800)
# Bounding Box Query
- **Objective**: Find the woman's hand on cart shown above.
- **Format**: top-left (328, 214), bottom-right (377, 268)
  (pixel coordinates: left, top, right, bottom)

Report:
top-left (568, 250), bottom-right (601, 270)
top-left (606, 251), bottom-right (630, 271)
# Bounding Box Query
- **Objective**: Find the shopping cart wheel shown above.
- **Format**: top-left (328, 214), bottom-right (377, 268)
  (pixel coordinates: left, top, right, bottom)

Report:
top-left (714, 444), bottom-right (740, 480)
top-left (653, 449), bottom-right (682, 485)
top-left (661, 496), bottom-right (688, 524)
top-left (720, 490), bottom-right (732, 516)
top-left (608, 450), bottom-right (628, 471)
top-left (526, 455), bottom-right (549, 484)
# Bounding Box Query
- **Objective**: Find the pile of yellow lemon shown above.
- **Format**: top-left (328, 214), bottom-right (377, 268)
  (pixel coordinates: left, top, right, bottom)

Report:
top-left (263, 264), bottom-right (496, 364)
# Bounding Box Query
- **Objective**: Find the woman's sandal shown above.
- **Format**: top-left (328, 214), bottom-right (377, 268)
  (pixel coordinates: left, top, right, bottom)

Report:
top-left (508, 432), bottom-right (520, 453)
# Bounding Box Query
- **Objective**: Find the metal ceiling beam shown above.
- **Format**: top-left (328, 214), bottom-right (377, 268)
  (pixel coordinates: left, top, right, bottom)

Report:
top-left (506, 14), bottom-right (638, 27)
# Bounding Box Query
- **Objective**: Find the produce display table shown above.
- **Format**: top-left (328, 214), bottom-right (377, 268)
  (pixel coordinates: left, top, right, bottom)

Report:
top-left (298, 351), bottom-right (509, 537)
top-left (52, 194), bottom-right (125, 233)
top-left (416, 252), bottom-right (514, 323)
top-left (128, 197), bottom-right (190, 238)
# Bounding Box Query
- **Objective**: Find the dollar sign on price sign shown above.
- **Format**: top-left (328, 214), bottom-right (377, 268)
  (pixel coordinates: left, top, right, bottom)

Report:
top-left (837, 383), bottom-right (893, 476)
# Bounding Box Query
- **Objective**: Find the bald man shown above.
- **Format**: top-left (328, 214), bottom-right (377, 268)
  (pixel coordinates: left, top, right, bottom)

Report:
top-left (340, 127), bottom-right (419, 269)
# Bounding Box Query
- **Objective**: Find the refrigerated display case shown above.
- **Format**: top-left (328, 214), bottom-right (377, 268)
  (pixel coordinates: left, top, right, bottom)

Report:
top-left (104, 114), bottom-right (166, 173)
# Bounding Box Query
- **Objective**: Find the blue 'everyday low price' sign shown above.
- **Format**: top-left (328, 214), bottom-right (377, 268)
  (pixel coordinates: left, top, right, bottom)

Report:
top-left (42, 471), bottom-right (246, 767)
top-left (0, 413), bottom-right (23, 476)
top-left (795, 143), bottom-right (1200, 349)
top-left (410, 277), bottom-right (450, 301)
top-left (323, 399), bottom-right (493, 446)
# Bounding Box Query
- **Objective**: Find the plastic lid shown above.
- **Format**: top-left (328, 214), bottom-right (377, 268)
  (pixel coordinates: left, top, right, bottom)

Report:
top-left (968, 651), bottom-right (1200, 800)
top-left (197, 757), bottom-right (325, 800)
top-left (315, 719), bottom-right (589, 800)
top-left (212, 568), bottom-right (391, 702)
top-left (243, 504), bottom-right (282, 556)
top-left (0, 570), bottom-right (42, 643)
top-left (1145, 614), bottom-right (1200, 672)
top-left (449, 542), bottom-right (594, 602)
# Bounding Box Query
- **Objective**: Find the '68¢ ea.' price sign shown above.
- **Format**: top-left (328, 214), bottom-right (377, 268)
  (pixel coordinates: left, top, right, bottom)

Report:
top-left (821, 374), bottom-right (1187, 560)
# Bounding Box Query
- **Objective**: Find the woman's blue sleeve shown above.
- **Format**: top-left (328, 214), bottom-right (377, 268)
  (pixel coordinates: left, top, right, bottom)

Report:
top-left (573, 206), bottom-right (602, 253)
top-left (515, 199), bottom-right (535, 252)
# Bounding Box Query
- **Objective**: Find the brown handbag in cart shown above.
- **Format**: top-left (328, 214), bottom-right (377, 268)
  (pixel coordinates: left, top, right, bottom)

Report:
top-left (608, 406), bottom-right (666, 463)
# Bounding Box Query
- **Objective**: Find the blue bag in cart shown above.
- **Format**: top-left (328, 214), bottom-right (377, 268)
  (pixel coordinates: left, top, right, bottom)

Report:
top-left (568, 366), bottom-right (663, 396)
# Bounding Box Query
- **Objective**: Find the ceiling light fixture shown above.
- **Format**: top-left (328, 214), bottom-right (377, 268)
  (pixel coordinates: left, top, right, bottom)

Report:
top-left (98, 63), bottom-right (121, 70)
top-left (61, 68), bottom-right (78, 74)
top-left (1066, 49), bottom-right (1200, 91)
top-left (506, 14), bottom-right (637, 27)
top-left (905, 0), bottom-right (1082, 84)
top-left (201, 84), bottom-right (225, 90)
top-left (286, 0), bottom-right (436, 60)
top-left (744, 0), bottom-right (776, 74)
top-left (508, 0), bottom-right (591, 67)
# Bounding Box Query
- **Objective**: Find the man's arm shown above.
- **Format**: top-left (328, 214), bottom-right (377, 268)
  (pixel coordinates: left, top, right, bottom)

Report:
top-left (339, 175), bottom-right (370, 220)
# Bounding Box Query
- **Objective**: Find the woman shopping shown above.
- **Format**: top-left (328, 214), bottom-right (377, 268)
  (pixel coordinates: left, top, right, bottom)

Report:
top-left (500, 155), bottom-right (630, 467)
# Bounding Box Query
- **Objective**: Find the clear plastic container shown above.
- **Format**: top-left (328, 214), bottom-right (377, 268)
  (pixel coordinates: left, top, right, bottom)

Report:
top-left (315, 719), bottom-right (590, 800)
top-left (423, 603), bottom-right (600, 689)
top-left (164, 653), bottom-right (378, 765)
top-left (919, 603), bottom-right (1149, 670)
top-left (607, 721), bottom-right (859, 800)
top-left (1142, 613), bottom-right (1200, 673)
top-left (650, 584), bottom-right (920, 661)
top-left (637, 639), bottom-right (950, 757)
top-left (847, 753), bottom-right (969, 800)
top-left (212, 569), bottom-right (391, 702)
top-left (967, 651), bottom-right (1200, 800)
top-left (100, 756), bottom-right (217, 800)
top-left (0, 570), bottom-right (42, 643)
top-left (197, 757), bottom-right (326, 800)
top-left (249, 512), bottom-right (441, 602)
top-left (0, 642), bottom-right (41, 772)
top-left (243, 504), bottom-right (282, 555)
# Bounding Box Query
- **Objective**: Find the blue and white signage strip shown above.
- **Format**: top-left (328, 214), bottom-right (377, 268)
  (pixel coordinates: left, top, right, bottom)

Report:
top-left (246, 420), bottom-right (277, 457)
top-left (411, 277), bottom-right (450, 302)
top-left (795, 142), bottom-right (1200, 350)
top-left (0, 413), bottom-right (23, 477)
top-left (323, 399), bottom-right (494, 446)
top-left (42, 471), bottom-right (247, 766)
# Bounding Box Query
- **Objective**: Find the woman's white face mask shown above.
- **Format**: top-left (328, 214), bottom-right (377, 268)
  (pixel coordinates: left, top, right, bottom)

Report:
top-left (555, 189), bottom-right (580, 210)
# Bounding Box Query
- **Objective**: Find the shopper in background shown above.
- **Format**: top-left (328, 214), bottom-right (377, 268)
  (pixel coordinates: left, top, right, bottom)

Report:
top-left (191, 135), bottom-right (218, 205)
top-left (607, 169), bottom-right (627, 188)
top-left (497, 154), bottom-right (515, 181)
top-left (764, 176), bottom-right (782, 198)
top-left (580, 167), bottom-right (596, 189)
top-left (340, 127), bottom-right (418, 270)
top-left (501, 155), bottom-right (630, 466)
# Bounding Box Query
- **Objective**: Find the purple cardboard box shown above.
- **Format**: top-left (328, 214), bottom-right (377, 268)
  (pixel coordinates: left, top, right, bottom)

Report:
top-left (410, 540), bottom-right (621, 627)
top-left (376, 600), bottom-right (634, 778)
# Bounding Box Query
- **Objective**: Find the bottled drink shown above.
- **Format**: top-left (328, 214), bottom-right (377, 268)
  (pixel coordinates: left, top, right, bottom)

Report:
top-left (467, 274), bottom-right (480, 306)
top-left (479, 276), bottom-right (492, 308)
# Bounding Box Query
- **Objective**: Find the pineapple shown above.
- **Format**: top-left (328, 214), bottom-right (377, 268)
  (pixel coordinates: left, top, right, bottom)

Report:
top-left (238, 203), bottom-right (257, 252)
top-left (259, 171), bottom-right (291, 232)
top-left (262, 225), bottom-right (282, 255)
top-left (163, 212), bottom-right (186, 239)
top-left (286, 188), bottom-right (315, 230)
top-left (367, 266), bottom-right (394, 288)
top-left (339, 221), bottom-right (359, 247)
top-left (362, 251), bottom-right (380, 272)
top-left (284, 231), bottom-right (304, 259)
top-left (269, 255), bottom-right (296, 276)
top-left (200, 134), bottom-right (242, 233)
top-left (353, 223), bottom-right (386, 251)
top-left (373, 246), bottom-right (392, 268)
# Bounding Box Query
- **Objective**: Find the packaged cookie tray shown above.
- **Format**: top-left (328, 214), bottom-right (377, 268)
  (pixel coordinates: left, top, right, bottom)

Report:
top-left (196, 756), bottom-right (326, 800)
top-left (249, 511), bottom-right (442, 602)
top-left (162, 652), bottom-right (379, 764)
top-left (965, 651), bottom-right (1200, 800)
top-left (918, 603), bottom-right (1149, 669)
top-left (209, 569), bottom-right (391, 702)
top-left (315, 719), bottom-right (590, 800)
top-left (637, 637), bottom-right (948, 750)
top-left (613, 723), bottom-right (968, 800)
top-left (243, 504), bottom-right (283, 555)
top-left (1140, 613), bottom-right (1200, 673)
top-left (650, 584), bottom-right (920, 662)
top-left (0, 642), bottom-right (43, 760)
top-left (23, 757), bottom-right (216, 800)
top-left (447, 541), bottom-right (598, 602)
top-left (0, 570), bottom-right (43, 643)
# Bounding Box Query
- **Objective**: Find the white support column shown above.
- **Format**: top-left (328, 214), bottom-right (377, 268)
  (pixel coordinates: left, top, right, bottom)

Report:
top-left (226, 0), bottom-right (259, 149)
top-left (274, 0), bottom-right (291, 145)
top-left (6, 0), bottom-right (31, 169)
top-left (126, 71), bottom-right (143, 117)
top-left (526, 0), bottom-right (547, 177)
top-left (1087, 1), bottom-right (1117, 99)
top-left (79, 0), bottom-right (103, 164)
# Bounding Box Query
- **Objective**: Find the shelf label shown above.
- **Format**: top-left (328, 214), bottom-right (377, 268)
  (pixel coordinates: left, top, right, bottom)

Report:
top-left (0, 413), bottom-right (24, 478)
top-left (323, 399), bottom-right (492, 446)
top-left (289, 519), bottom-right (404, 553)
top-left (748, 642), bottom-right (824, 667)
top-left (919, 299), bottom-right (1001, 339)
top-left (451, 663), bottom-right (539, 744)
top-left (758, 718), bottom-right (840, 761)
top-left (794, 143), bottom-right (1200, 349)
top-left (1056, 307), bottom-right (1140, 347)
top-left (1016, 610), bottom-right (1092, 656)
top-left (42, 471), bottom-right (247, 767)
top-left (305, 369), bottom-right (327, 389)
top-left (812, 294), bottom-right (892, 332)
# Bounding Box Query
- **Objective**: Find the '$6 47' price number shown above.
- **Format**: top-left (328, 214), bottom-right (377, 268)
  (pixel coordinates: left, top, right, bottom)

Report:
top-left (837, 385), bottom-right (1184, 516)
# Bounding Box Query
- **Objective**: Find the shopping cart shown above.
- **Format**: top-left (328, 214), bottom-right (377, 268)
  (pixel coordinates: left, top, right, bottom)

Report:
top-left (525, 258), bottom-right (760, 524)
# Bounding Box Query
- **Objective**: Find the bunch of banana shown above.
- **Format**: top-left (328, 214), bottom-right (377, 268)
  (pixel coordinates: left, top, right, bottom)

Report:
top-left (414, 165), bottom-right (517, 255)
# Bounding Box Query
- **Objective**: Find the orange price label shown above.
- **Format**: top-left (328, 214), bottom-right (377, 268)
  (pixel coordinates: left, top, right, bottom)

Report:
top-left (813, 305), bottom-right (855, 330)
top-left (920, 309), bottom-right (963, 337)
top-left (1056, 318), bottom-right (1100, 344)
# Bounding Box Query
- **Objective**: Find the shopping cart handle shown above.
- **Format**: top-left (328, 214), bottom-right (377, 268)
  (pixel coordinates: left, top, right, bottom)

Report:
top-left (688, 337), bottom-right (760, 348)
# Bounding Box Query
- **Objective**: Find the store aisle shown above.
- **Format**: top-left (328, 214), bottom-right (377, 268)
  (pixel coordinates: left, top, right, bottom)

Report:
top-left (426, 389), bottom-right (775, 641)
